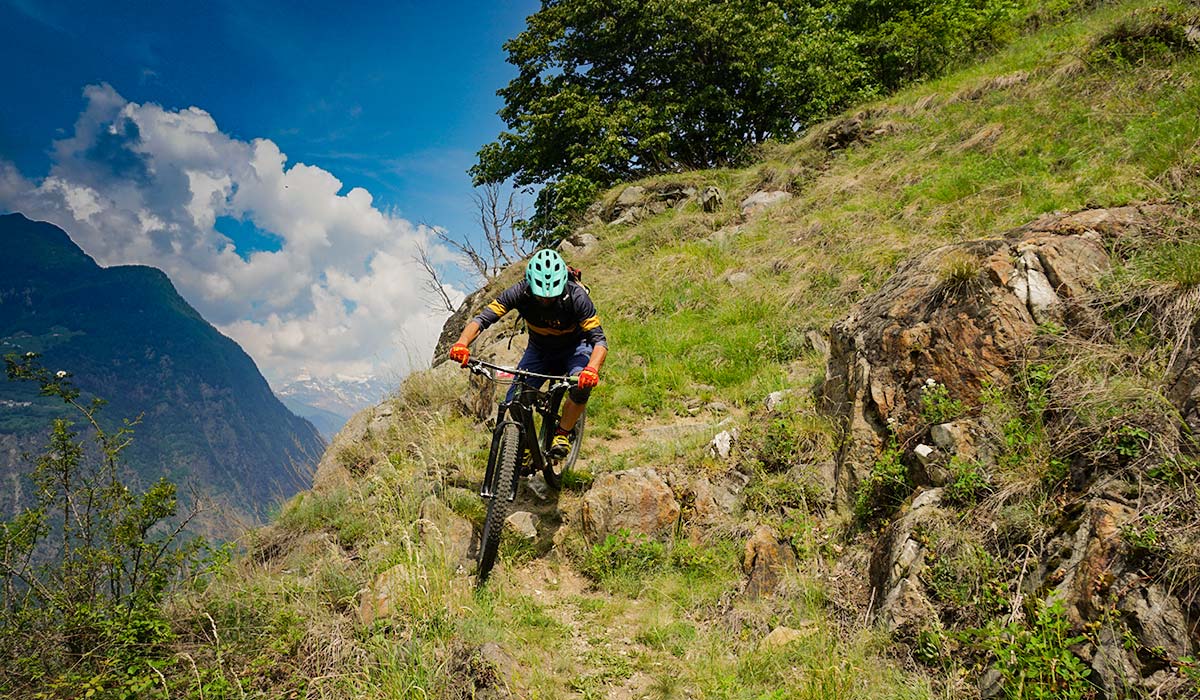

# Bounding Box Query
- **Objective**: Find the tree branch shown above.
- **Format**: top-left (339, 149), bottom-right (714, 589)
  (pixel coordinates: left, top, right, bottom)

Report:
top-left (413, 243), bottom-right (456, 313)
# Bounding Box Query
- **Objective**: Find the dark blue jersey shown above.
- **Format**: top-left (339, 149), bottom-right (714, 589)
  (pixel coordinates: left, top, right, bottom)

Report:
top-left (472, 280), bottom-right (607, 351)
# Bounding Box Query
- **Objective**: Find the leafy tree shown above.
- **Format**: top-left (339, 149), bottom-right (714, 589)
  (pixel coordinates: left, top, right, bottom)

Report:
top-left (472, 0), bottom-right (874, 242)
top-left (842, 0), bottom-right (1023, 90)
top-left (0, 353), bottom-right (205, 698)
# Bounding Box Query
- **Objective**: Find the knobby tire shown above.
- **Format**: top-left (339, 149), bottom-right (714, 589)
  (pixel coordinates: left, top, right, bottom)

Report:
top-left (478, 422), bottom-right (519, 584)
top-left (543, 393), bottom-right (585, 490)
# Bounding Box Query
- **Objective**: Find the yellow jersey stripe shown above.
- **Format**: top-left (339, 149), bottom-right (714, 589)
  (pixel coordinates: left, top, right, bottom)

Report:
top-left (487, 300), bottom-right (507, 315)
top-left (580, 315), bottom-right (601, 331)
top-left (526, 321), bottom-right (578, 336)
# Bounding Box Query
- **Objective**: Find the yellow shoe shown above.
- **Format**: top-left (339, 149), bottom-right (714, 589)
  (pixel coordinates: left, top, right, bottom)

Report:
top-left (549, 433), bottom-right (571, 458)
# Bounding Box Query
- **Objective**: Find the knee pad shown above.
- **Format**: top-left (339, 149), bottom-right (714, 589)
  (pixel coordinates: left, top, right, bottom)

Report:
top-left (568, 385), bottom-right (592, 404)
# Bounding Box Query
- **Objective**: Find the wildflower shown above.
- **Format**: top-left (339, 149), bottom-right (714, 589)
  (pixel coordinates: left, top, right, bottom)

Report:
top-left (55, 370), bottom-right (68, 379)
top-left (925, 378), bottom-right (937, 388)
top-left (25, 351), bottom-right (35, 358)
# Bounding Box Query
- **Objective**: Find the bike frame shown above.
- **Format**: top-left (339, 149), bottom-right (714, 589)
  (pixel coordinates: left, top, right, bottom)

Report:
top-left (469, 360), bottom-right (574, 502)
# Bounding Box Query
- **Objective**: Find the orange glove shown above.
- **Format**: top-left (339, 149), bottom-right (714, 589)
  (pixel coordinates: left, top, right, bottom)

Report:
top-left (449, 343), bottom-right (470, 366)
top-left (578, 366), bottom-right (600, 389)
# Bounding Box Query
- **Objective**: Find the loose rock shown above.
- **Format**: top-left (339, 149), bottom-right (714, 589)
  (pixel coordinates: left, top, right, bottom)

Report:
top-left (581, 468), bottom-right (681, 540)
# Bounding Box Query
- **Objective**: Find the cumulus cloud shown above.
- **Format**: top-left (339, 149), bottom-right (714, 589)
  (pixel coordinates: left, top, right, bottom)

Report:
top-left (0, 83), bottom-right (463, 387)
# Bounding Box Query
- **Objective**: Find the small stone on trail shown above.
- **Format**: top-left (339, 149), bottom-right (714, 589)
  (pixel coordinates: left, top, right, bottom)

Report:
top-left (505, 511), bottom-right (538, 539)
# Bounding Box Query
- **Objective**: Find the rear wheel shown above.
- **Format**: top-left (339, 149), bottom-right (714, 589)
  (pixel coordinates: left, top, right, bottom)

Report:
top-left (542, 399), bottom-right (585, 490)
top-left (478, 423), bottom-right (518, 584)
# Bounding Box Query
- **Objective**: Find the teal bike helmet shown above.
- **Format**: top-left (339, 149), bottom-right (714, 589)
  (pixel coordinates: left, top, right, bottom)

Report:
top-left (526, 249), bottom-right (569, 298)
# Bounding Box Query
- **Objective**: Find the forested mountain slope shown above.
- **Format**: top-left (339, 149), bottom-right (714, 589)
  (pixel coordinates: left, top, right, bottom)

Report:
top-left (0, 213), bottom-right (324, 528)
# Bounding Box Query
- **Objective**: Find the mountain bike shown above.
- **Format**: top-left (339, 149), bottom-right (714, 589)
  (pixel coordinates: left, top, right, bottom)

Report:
top-left (465, 358), bottom-right (585, 584)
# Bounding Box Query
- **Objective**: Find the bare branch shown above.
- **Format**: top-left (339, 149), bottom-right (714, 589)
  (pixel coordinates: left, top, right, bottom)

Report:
top-left (433, 228), bottom-right (490, 282)
top-left (412, 243), bottom-right (456, 313)
top-left (472, 182), bottom-right (529, 273)
top-left (409, 184), bottom-right (529, 312)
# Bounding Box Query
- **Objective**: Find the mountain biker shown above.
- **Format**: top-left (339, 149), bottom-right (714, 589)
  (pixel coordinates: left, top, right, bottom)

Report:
top-left (449, 249), bottom-right (607, 458)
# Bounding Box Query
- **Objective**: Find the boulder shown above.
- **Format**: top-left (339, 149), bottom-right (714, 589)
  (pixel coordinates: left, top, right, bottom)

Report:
top-left (723, 270), bottom-right (752, 286)
top-left (743, 525), bottom-right (797, 597)
top-left (740, 191), bottom-right (792, 216)
top-left (823, 116), bottom-right (866, 151)
top-left (559, 231), bottom-right (599, 257)
top-left (616, 185), bottom-right (646, 207)
top-left (700, 186), bottom-right (724, 212)
top-left (418, 495), bottom-right (475, 569)
top-left (709, 429), bottom-right (740, 460)
top-left (709, 224), bottom-right (744, 245)
top-left (913, 444), bottom-right (937, 466)
top-left (580, 468), bottom-right (680, 540)
top-left (765, 390), bottom-right (792, 413)
top-left (930, 421), bottom-right (973, 456)
top-left (689, 475), bottom-right (738, 525)
top-left (358, 563), bottom-right (411, 625)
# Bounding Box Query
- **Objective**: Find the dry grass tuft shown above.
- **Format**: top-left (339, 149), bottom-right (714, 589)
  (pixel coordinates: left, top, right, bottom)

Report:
top-left (956, 123), bottom-right (1006, 152)
top-left (951, 70), bottom-right (1031, 102)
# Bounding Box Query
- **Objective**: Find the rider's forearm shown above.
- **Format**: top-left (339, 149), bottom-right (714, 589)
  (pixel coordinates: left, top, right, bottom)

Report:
top-left (456, 321), bottom-right (482, 347)
top-left (587, 344), bottom-right (607, 371)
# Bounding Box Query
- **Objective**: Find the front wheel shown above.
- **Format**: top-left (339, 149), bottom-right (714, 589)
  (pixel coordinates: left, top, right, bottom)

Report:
top-left (478, 423), bottom-right (519, 584)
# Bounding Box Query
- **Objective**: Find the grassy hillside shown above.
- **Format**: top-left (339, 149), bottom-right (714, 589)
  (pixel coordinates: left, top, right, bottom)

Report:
top-left (81, 1), bottom-right (1200, 698)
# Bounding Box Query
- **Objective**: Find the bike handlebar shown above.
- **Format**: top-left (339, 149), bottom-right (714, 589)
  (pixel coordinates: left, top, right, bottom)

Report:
top-left (464, 358), bottom-right (578, 385)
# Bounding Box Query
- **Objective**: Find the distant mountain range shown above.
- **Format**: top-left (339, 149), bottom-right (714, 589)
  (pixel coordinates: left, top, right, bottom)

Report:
top-left (0, 213), bottom-right (325, 530)
top-left (277, 374), bottom-right (393, 440)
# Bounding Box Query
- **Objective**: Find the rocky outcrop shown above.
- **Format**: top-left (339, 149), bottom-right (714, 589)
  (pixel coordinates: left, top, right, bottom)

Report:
top-left (418, 495), bottom-right (475, 571)
top-left (434, 287), bottom-right (490, 360)
top-left (868, 489), bottom-right (945, 637)
top-left (823, 205), bottom-right (1198, 696)
top-left (818, 206), bottom-right (1164, 508)
top-left (599, 183), bottom-right (709, 225)
top-left (1166, 316), bottom-right (1200, 437)
top-left (1029, 495), bottom-right (1196, 694)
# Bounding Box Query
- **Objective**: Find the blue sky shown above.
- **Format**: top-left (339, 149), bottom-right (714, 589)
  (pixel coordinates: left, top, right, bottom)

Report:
top-left (0, 0), bottom-right (541, 388)
top-left (0, 0), bottom-right (536, 242)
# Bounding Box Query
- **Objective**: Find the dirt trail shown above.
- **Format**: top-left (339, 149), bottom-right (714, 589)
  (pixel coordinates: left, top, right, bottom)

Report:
top-left (514, 558), bottom-right (661, 699)
top-left (488, 410), bottom-right (745, 698)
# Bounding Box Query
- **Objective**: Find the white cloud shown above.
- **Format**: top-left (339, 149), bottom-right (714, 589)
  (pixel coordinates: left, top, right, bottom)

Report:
top-left (0, 83), bottom-right (463, 387)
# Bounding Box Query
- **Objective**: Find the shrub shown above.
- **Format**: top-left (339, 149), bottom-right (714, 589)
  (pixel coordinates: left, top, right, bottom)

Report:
top-left (978, 599), bottom-right (1097, 700)
top-left (924, 535), bottom-right (1008, 626)
top-left (921, 379), bottom-right (966, 425)
top-left (855, 434), bottom-right (910, 523)
top-left (0, 353), bottom-right (205, 697)
top-left (1089, 6), bottom-right (1200, 66)
top-left (579, 530), bottom-right (667, 582)
top-left (945, 457), bottom-right (992, 506)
